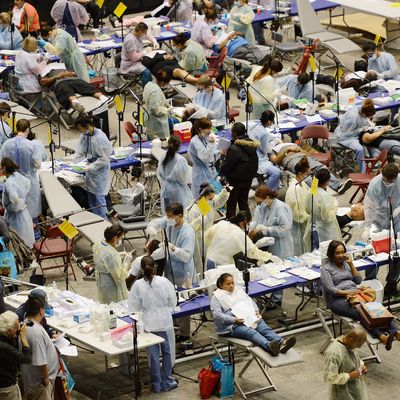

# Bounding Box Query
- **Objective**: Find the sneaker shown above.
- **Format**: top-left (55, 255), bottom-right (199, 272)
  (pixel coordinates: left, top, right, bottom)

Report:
top-left (71, 100), bottom-right (85, 113)
top-left (280, 336), bottom-right (296, 354)
top-left (268, 340), bottom-right (281, 356)
top-left (337, 178), bottom-right (352, 195)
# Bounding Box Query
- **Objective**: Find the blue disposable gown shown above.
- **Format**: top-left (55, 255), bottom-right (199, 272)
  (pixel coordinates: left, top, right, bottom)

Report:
top-left (0, 136), bottom-right (41, 218)
top-left (0, 119), bottom-right (12, 147)
top-left (277, 74), bottom-right (313, 103)
top-left (143, 81), bottom-right (170, 140)
top-left (0, 24), bottom-right (23, 50)
top-left (157, 151), bottom-right (193, 214)
top-left (147, 217), bottom-right (195, 287)
top-left (364, 174), bottom-right (400, 233)
top-left (92, 240), bottom-right (128, 304)
top-left (368, 52), bottom-right (399, 80)
top-left (334, 107), bottom-right (369, 141)
top-left (187, 134), bottom-right (217, 197)
top-left (250, 199), bottom-right (294, 259)
top-left (247, 121), bottom-right (273, 174)
top-left (229, 4), bottom-right (255, 44)
top-left (31, 139), bottom-right (47, 162)
top-left (193, 88), bottom-right (226, 120)
top-left (128, 275), bottom-right (177, 363)
top-left (44, 28), bottom-right (89, 81)
top-left (2, 172), bottom-right (35, 248)
top-left (73, 128), bottom-right (112, 195)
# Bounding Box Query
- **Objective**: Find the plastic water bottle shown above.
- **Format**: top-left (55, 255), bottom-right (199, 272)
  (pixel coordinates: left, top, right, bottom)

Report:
top-left (108, 310), bottom-right (117, 330)
top-left (52, 281), bottom-right (58, 291)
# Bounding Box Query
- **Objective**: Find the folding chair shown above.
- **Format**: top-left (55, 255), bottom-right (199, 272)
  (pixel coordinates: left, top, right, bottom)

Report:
top-left (316, 308), bottom-right (381, 363)
top-left (271, 31), bottom-right (303, 62)
top-left (348, 149), bottom-right (388, 203)
top-left (300, 125), bottom-right (332, 167)
top-left (329, 138), bottom-right (356, 177)
top-left (210, 335), bottom-right (303, 399)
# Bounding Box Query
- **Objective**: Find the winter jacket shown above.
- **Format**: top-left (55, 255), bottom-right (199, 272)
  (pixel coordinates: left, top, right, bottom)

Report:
top-left (219, 135), bottom-right (259, 185)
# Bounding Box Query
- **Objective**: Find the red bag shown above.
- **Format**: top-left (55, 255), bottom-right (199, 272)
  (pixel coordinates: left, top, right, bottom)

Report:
top-left (198, 366), bottom-right (221, 399)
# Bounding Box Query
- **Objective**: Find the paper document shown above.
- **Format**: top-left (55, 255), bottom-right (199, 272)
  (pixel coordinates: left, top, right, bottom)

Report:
top-left (353, 259), bottom-right (371, 268)
top-left (367, 253), bottom-right (389, 262)
top-left (143, 50), bottom-right (166, 59)
top-left (258, 278), bottom-right (286, 287)
top-left (289, 267), bottom-right (320, 280)
top-left (217, 137), bottom-right (231, 152)
top-left (305, 114), bottom-right (323, 123)
top-left (278, 122), bottom-right (296, 129)
top-left (231, 299), bottom-right (260, 328)
top-left (40, 63), bottom-right (66, 77)
top-left (60, 345), bottom-right (78, 357)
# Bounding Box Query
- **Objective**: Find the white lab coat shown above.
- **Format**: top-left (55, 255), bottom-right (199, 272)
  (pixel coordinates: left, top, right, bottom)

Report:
top-left (128, 275), bottom-right (177, 364)
top-left (229, 4), bottom-right (255, 44)
top-left (205, 220), bottom-right (273, 266)
top-left (93, 240), bottom-right (128, 304)
top-left (14, 50), bottom-right (45, 93)
top-left (143, 81), bottom-right (169, 140)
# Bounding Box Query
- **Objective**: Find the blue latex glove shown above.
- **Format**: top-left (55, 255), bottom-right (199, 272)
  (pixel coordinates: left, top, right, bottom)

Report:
top-left (37, 38), bottom-right (48, 48)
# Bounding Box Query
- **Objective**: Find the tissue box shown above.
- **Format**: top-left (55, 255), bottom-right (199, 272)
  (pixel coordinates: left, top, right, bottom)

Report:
top-left (59, 298), bottom-right (80, 311)
top-left (73, 312), bottom-right (90, 324)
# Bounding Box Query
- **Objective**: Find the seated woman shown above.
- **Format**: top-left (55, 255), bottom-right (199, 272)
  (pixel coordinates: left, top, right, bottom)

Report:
top-left (14, 36), bottom-right (46, 96)
top-left (141, 51), bottom-right (198, 84)
top-left (210, 273), bottom-right (296, 356)
top-left (172, 33), bottom-right (207, 74)
top-left (321, 240), bottom-right (400, 350)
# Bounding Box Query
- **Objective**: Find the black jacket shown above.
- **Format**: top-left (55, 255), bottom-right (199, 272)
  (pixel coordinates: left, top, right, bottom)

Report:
top-left (219, 135), bottom-right (259, 185)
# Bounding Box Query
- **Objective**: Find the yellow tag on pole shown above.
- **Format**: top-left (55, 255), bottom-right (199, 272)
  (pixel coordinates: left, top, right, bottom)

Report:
top-left (308, 55), bottom-right (317, 72)
top-left (113, 2), bottom-right (127, 18)
top-left (374, 34), bottom-right (381, 45)
top-left (96, 0), bottom-right (104, 8)
top-left (114, 95), bottom-right (123, 113)
top-left (310, 177), bottom-right (319, 196)
top-left (48, 126), bottom-right (52, 145)
top-left (59, 220), bottom-right (79, 240)
top-left (197, 197), bottom-right (212, 217)
top-left (335, 66), bottom-right (343, 80)
top-left (247, 91), bottom-right (253, 105)
top-left (221, 74), bottom-right (231, 90)
top-left (389, 2), bottom-right (400, 7)
top-left (139, 109), bottom-right (144, 125)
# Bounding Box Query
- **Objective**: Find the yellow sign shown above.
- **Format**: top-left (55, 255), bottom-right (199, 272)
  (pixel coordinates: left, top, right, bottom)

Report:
top-left (221, 74), bottom-right (231, 89)
top-left (139, 109), bottom-right (144, 125)
top-left (308, 55), bottom-right (317, 72)
top-left (197, 197), bottom-right (212, 216)
top-left (96, 0), bottom-right (104, 8)
top-left (247, 91), bottom-right (253, 105)
top-left (59, 220), bottom-right (79, 240)
top-left (114, 95), bottom-right (123, 113)
top-left (113, 2), bottom-right (127, 18)
top-left (310, 177), bottom-right (319, 196)
top-left (335, 66), bottom-right (343, 80)
top-left (389, 2), bottom-right (400, 7)
top-left (48, 126), bottom-right (52, 145)
top-left (374, 34), bottom-right (381, 45)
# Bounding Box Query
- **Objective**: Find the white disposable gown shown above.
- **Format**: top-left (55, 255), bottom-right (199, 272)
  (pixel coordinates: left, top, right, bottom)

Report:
top-left (128, 275), bottom-right (177, 364)
top-left (14, 50), bottom-right (45, 93)
top-left (72, 128), bottom-right (112, 196)
top-left (44, 29), bottom-right (89, 81)
top-left (178, 40), bottom-right (207, 73)
top-left (2, 172), bottom-right (35, 248)
top-left (334, 107), bottom-right (369, 141)
top-left (187, 134), bottom-right (217, 197)
top-left (143, 81), bottom-right (170, 140)
top-left (176, 0), bottom-right (193, 21)
top-left (229, 4), bottom-right (255, 44)
top-left (157, 151), bottom-right (193, 214)
top-left (250, 199), bottom-right (294, 259)
top-left (93, 240), bottom-right (128, 304)
top-left (146, 217), bottom-right (195, 286)
top-left (1, 136), bottom-right (41, 219)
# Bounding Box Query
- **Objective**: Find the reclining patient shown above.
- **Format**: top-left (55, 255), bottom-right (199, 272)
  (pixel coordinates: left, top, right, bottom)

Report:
top-left (38, 65), bottom-right (110, 114)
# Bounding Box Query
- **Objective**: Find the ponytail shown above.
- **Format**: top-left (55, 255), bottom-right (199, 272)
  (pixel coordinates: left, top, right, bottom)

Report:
top-left (141, 255), bottom-right (156, 284)
top-left (162, 135), bottom-right (181, 168)
top-left (253, 56), bottom-right (272, 81)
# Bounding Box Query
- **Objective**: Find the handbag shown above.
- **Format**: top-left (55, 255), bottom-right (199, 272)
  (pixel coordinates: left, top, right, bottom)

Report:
top-left (198, 365), bottom-right (221, 399)
top-left (54, 354), bottom-right (75, 400)
top-left (0, 238), bottom-right (17, 279)
top-left (346, 288), bottom-right (376, 307)
top-left (356, 302), bottom-right (394, 329)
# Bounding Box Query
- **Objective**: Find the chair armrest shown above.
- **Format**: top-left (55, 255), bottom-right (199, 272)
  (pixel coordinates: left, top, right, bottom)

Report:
top-left (122, 215), bottom-right (146, 223)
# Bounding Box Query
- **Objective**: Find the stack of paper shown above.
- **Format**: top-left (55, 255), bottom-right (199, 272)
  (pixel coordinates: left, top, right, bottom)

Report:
top-left (258, 278), bottom-right (286, 287)
top-left (289, 267), bottom-right (320, 280)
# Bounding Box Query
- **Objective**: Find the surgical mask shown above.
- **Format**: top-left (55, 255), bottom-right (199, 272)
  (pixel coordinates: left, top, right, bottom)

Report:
top-left (369, 54), bottom-right (377, 61)
top-left (234, 1), bottom-right (241, 6)
top-left (383, 181), bottom-right (395, 188)
top-left (167, 217), bottom-right (177, 227)
top-left (258, 203), bottom-right (267, 209)
top-left (116, 239), bottom-right (122, 248)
